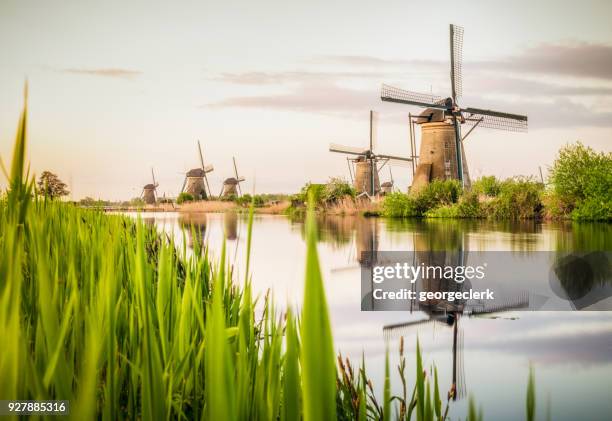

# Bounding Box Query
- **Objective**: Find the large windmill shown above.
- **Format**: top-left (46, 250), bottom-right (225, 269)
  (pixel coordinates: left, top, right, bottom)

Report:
top-left (221, 157), bottom-right (246, 198)
top-left (381, 24), bottom-right (528, 190)
top-left (142, 168), bottom-right (159, 205)
top-left (330, 110), bottom-right (412, 197)
top-left (180, 140), bottom-right (214, 200)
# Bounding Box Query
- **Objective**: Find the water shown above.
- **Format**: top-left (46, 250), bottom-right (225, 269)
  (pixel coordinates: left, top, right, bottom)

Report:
top-left (130, 212), bottom-right (612, 420)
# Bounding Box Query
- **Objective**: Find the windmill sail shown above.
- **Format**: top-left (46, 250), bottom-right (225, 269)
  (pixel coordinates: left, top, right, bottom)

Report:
top-left (329, 143), bottom-right (368, 155)
top-left (381, 84), bottom-right (447, 109)
top-left (450, 24), bottom-right (464, 101)
top-left (463, 107), bottom-right (528, 132)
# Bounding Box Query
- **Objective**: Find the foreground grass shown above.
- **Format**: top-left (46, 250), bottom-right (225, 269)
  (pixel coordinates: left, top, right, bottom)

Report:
top-left (1, 91), bottom-right (539, 420)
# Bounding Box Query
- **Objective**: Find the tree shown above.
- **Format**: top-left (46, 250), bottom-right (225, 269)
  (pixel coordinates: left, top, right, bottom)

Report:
top-left (37, 171), bottom-right (69, 199)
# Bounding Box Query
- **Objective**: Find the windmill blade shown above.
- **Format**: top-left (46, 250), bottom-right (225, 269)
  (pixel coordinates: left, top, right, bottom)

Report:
top-left (466, 292), bottom-right (530, 316)
top-left (370, 110), bottom-right (378, 151)
top-left (180, 176), bottom-right (187, 194)
top-left (232, 157), bottom-right (240, 179)
top-left (151, 167), bottom-right (157, 188)
top-left (383, 315), bottom-right (449, 338)
top-left (376, 154), bottom-right (412, 163)
top-left (233, 157), bottom-right (243, 196)
top-left (389, 166), bottom-right (394, 186)
top-left (450, 24), bottom-right (464, 101)
top-left (463, 107), bottom-right (528, 132)
top-left (197, 140), bottom-right (206, 170)
top-left (381, 84), bottom-right (448, 110)
top-left (203, 164), bottom-right (214, 173)
top-left (198, 140), bottom-right (213, 198)
top-left (330, 143), bottom-right (368, 155)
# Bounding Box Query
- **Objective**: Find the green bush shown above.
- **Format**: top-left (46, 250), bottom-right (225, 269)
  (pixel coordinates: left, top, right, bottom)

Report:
top-left (322, 177), bottom-right (355, 203)
top-left (488, 177), bottom-right (543, 219)
top-left (176, 192), bottom-right (194, 204)
top-left (549, 142), bottom-right (612, 221)
top-left (382, 192), bottom-right (420, 217)
top-left (472, 176), bottom-right (501, 197)
top-left (426, 190), bottom-right (483, 218)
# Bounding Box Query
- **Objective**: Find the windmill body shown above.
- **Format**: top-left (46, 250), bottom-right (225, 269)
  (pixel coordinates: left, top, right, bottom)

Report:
top-left (354, 156), bottom-right (381, 196)
top-left (221, 177), bottom-right (240, 197)
top-left (142, 167), bottom-right (159, 205)
top-left (221, 157), bottom-right (245, 198)
top-left (184, 168), bottom-right (209, 200)
top-left (381, 24), bottom-right (527, 191)
top-left (412, 109), bottom-right (471, 191)
top-left (142, 183), bottom-right (157, 204)
top-left (180, 140), bottom-right (214, 200)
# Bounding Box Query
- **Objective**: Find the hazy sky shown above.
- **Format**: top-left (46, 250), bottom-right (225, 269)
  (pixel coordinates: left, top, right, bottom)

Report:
top-left (1, 0), bottom-right (611, 199)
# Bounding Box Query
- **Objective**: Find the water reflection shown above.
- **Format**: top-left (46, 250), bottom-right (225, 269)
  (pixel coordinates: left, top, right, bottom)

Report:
top-left (127, 211), bottom-right (612, 420)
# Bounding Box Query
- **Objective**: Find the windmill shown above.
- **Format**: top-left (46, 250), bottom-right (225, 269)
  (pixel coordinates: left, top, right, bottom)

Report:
top-left (381, 167), bottom-right (394, 195)
top-left (330, 110), bottom-right (412, 197)
top-left (180, 140), bottom-right (214, 200)
top-left (221, 157), bottom-right (246, 198)
top-left (381, 24), bottom-right (528, 191)
top-left (142, 167), bottom-right (159, 205)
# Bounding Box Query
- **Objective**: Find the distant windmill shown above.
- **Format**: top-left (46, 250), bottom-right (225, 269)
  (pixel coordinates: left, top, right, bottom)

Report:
top-left (221, 157), bottom-right (246, 198)
top-left (381, 167), bottom-right (394, 195)
top-left (180, 140), bottom-right (214, 200)
top-left (381, 24), bottom-right (528, 191)
top-left (142, 168), bottom-right (159, 205)
top-left (330, 110), bottom-right (412, 197)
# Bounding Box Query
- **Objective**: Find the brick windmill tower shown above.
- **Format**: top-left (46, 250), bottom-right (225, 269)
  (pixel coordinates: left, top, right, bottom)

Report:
top-left (381, 24), bottom-right (528, 191)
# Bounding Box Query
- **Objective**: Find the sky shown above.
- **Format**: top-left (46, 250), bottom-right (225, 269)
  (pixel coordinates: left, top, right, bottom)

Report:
top-left (1, 0), bottom-right (611, 200)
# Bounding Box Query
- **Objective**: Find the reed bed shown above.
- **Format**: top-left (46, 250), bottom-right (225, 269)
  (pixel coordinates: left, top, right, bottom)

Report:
top-left (0, 92), bottom-right (537, 420)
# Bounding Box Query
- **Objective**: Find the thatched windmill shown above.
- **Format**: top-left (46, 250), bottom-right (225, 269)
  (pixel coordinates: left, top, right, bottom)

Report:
top-left (180, 140), bottom-right (213, 200)
top-left (381, 24), bottom-right (528, 191)
top-left (142, 168), bottom-right (158, 205)
top-left (221, 157), bottom-right (245, 198)
top-left (330, 110), bottom-right (412, 197)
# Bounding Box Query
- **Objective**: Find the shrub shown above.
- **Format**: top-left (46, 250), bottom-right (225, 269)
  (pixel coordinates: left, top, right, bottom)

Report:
top-left (426, 190), bottom-right (483, 218)
top-left (176, 192), bottom-right (194, 204)
top-left (322, 177), bottom-right (355, 203)
top-left (472, 176), bottom-right (501, 197)
top-left (488, 177), bottom-right (543, 219)
top-left (382, 192), bottom-right (420, 217)
top-left (549, 142), bottom-right (612, 221)
top-left (414, 179), bottom-right (462, 213)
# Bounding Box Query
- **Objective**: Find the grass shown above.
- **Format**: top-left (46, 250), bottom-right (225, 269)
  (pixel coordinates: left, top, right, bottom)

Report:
top-left (0, 89), bottom-right (541, 419)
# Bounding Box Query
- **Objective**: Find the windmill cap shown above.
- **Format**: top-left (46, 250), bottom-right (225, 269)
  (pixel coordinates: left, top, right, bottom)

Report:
top-left (223, 177), bottom-right (239, 185)
top-left (186, 168), bottom-right (206, 177)
top-left (143, 183), bottom-right (156, 189)
top-left (381, 181), bottom-right (393, 187)
top-left (418, 108), bottom-right (446, 123)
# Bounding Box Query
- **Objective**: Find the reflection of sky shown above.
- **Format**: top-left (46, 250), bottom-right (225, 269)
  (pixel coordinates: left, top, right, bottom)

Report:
top-left (133, 212), bottom-right (612, 420)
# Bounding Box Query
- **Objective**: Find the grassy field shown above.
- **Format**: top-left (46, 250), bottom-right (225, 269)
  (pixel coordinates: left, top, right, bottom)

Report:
top-left (0, 94), bottom-right (539, 420)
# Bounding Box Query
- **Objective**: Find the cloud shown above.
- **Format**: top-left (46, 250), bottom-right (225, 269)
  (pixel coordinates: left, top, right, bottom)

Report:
top-left (212, 70), bottom-right (385, 85)
top-left (474, 76), bottom-right (612, 97)
top-left (206, 82), bottom-right (375, 117)
top-left (478, 42), bottom-right (612, 80)
top-left (60, 68), bottom-right (142, 79)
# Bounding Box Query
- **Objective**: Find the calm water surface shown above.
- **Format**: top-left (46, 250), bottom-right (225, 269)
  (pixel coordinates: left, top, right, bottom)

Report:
top-left (129, 212), bottom-right (612, 420)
